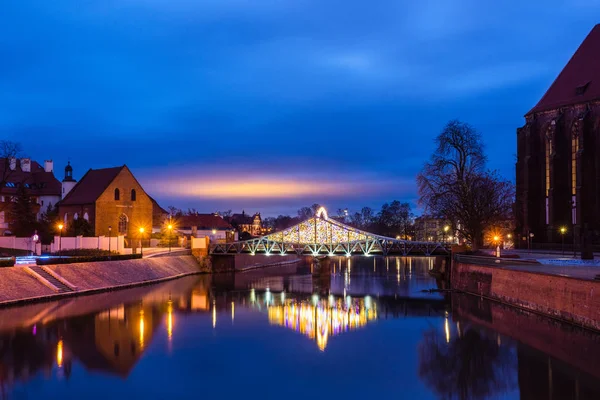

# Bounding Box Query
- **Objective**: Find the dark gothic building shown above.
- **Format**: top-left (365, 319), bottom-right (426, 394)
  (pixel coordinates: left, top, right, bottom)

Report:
top-left (516, 24), bottom-right (600, 256)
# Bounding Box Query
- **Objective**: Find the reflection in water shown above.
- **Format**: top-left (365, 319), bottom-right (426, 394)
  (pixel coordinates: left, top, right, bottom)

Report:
top-left (0, 258), bottom-right (596, 399)
top-left (419, 323), bottom-right (518, 400)
top-left (267, 296), bottom-right (377, 351)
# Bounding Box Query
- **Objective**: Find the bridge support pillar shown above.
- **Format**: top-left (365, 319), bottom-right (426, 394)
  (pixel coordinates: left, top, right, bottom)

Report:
top-left (312, 257), bottom-right (331, 295)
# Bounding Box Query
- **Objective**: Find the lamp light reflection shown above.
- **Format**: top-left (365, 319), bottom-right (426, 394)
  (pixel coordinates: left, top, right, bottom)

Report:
top-left (445, 317), bottom-right (450, 343)
top-left (56, 339), bottom-right (63, 368)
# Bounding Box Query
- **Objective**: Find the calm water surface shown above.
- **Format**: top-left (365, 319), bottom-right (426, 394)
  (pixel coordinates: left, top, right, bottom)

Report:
top-left (0, 256), bottom-right (599, 400)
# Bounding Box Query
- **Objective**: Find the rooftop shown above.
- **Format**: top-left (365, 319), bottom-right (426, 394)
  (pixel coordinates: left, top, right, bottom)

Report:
top-left (528, 24), bottom-right (600, 114)
top-left (60, 166), bottom-right (124, 205)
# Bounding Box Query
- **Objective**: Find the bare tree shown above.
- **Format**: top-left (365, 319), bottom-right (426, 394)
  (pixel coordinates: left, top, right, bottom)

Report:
top-left (417, 120), bottom-right (514, 250)
top-left (0, 141), bottom-right (23, 214)
top-left (0, 140), bottom-right (22, 187)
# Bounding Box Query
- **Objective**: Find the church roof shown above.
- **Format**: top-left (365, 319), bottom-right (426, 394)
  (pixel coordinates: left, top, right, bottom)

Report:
top-left (528, 24), bottom-right (600, 115)
top-left (60, 166), bottom-right (124, 205)
top-left (0, 158), bottom-right (61, 197)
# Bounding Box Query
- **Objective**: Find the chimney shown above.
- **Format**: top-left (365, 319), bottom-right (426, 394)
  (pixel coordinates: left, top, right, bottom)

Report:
top-left (20, 158), bottom-right (31, 172)
top-left (44, 160), bottom-right (53, 173)
top-left (9, 158), bottom-right (16, 171)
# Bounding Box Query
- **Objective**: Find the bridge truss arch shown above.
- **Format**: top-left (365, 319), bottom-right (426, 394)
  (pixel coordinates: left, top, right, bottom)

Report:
top-left (210, 208), bottom-right (451, 257)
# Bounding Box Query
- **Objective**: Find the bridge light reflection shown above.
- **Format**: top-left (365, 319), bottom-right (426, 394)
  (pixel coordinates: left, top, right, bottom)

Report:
top-left (268, 295), bottom-right (377, 351)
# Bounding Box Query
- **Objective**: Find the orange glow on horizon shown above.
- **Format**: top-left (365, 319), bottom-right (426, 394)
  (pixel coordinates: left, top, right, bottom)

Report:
top-left (145, 176), bottom-right (397, 199)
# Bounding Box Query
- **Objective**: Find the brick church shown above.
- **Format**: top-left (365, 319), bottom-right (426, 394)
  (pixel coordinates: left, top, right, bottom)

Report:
top-left (516, 24), bottom-right (600, 256)
top-left (59, 165), bottom-right (167, 239)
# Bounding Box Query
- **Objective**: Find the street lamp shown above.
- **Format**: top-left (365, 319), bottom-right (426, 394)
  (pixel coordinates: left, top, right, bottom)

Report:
top-left (444, 226), bottom-right (450, 244)
top-left (108, 226), bottom-right (112, 253)
top-left (139, 227), bottom-right (145, 257)
top-left (493, 235), bottom-right (501, 257)
top-left (560, 226), bottom-right (567, 256)
top-left (167, 224), bottom-right (173, 253)
top-left (58, 224), bottom-right (64, 257)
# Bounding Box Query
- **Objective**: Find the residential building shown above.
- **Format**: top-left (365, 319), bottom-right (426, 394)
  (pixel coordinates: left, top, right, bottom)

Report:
top-left (58, 165), bottom-right (164, 239)
top-left (515, 24), bottom-right (600, 255)
top-left (413, 216), bottom-right (452, 242)
top-left (227, 211), bottom-right (263, 236)
top-left (177, 213), bottom-right (237, 243)
top-left (0, 158), bottom-right (63, 235)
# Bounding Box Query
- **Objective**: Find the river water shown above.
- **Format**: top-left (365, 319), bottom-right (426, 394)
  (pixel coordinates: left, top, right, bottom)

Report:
top-left (0, 256), bottom-right (599, 399)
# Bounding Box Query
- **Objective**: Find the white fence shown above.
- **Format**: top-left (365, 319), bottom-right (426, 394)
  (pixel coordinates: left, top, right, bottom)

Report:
top-left (0, 236), bottom-right (41, 255)
top-left (50, 235), bottom-right (130, 254)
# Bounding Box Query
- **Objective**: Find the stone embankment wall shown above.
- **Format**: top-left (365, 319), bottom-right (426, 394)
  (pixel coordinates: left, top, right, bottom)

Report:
top-left (0, 256), bottom-right (201, 306)
top-left (452, 261), bottom-right (600, 331)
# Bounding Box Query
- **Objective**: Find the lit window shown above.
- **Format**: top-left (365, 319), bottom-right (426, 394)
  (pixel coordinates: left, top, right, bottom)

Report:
top-left (572, 132), bottom-right (579, 195)
top-left (545, 137), bottom-right (552, 197)
top-left (118, 214), bottom-right (128, 234)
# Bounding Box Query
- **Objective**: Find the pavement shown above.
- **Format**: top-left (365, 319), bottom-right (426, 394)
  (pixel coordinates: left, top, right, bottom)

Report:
top-left (458, 252), bottom-right (600, 281)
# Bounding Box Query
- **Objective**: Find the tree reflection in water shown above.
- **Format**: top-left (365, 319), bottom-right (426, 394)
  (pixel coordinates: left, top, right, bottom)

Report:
top-left (418, 323), bottom-right (517, 400)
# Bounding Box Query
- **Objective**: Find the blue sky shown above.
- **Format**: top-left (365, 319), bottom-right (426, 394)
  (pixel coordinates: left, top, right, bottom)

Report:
top-left (2, 1), bottom-right (599, 216)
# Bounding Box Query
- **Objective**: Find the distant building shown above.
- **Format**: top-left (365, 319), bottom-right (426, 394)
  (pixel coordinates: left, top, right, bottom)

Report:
top-left (178, 213), bottom-right (237, 243)
top-left (516, 24), bottom-right (600, 254)
top-left (0, 158), bottom-right (63, 235)
top-left (413, 216), bottom-right (452, 242)
top-left (58, 165), bottom-right (164, 238)
top-left (227, 211), bottom-right (263, 236)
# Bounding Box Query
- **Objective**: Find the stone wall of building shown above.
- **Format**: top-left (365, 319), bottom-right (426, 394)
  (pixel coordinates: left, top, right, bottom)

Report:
top-left (94, 168), bottom-right (153, 238)
top-left (516, 101), bottom-right (600, 250)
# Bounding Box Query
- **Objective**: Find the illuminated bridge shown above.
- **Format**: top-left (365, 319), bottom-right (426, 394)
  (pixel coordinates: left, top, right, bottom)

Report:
top-left (210, 207), bottom-right (451, 257)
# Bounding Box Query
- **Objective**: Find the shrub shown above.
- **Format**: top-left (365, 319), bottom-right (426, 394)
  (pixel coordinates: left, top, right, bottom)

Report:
top-left (0, 257), bottom-right (16, 267)
top-left (36, 253), bottom-right (142, 265)
top-left (50, 249), bottom-right (117, 257)
top-left (0, 248), bottom-right (29, 257)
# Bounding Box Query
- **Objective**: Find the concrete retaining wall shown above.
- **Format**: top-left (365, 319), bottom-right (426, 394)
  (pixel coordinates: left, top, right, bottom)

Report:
top-left (452, 261), bottom-right (600, 331)
top-left (47, 256), bottom-right (201, 291)
top-left (0, 256), bottom-right (201, 306)
top-left (0, 267), bottom-right (57, 302)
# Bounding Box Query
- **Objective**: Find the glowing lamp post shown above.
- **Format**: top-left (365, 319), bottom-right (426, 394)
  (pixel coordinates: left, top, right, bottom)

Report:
top-left (139, 227), bottom-right (145, 257)
top-left (560, 226), bottom-right (567, 256)
top-left (493, 235), bottom-right (501, 258)
top-left (444, 226), bottom-right (450, 244)
top-left (108, 226), bottom-right (112, 253)
top-left (58, 224), bottom-right (64, 257)
top-left (167, 224), bottom-right (173, 253)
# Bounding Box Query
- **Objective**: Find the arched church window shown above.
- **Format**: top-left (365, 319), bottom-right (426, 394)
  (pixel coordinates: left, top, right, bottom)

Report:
top-left (83, 212), bottom-right (89, 221)
top-left (118, 214), bottom-right (128, 234)
top-left (74, 213), bottom-right (78, 220)
top-left (114, 188), bottom-right (120, 201)
top-left (131, 189), bottom-right (136, 201)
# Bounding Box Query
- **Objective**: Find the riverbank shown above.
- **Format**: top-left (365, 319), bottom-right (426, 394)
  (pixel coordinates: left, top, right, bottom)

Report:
top-left (452, 255), bottom-right (600, 331)
top-left (0, 255), bottom-right (201, 307)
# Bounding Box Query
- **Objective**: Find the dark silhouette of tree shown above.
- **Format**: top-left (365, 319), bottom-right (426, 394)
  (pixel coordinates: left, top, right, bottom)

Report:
top-left (297, 204), bottom-right (321, 220)
top-left (6, 183), bottom-right (37, 236)
top-left (377, 200), bottom-right (413, 237)
top-left (418, 325), bottom-right (517, 400)
top-left (0, 141), bottom-right (23, 215)
top-left (417, 120), bottom-right (514, 250)
top-left (167, 206), bottom-right (183, 217)
top-left (66, 218), bottom-right (94, 237)
top-left (38, 202), bottom-right (59, 244)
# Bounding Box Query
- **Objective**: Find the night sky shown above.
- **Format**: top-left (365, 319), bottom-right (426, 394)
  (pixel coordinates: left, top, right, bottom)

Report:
top-left (2, 1), bottom-right (599, 216)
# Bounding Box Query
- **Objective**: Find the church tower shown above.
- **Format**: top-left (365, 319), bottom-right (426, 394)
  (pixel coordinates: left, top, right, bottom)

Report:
top-left (62, 161), bottom-right (77, 199)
